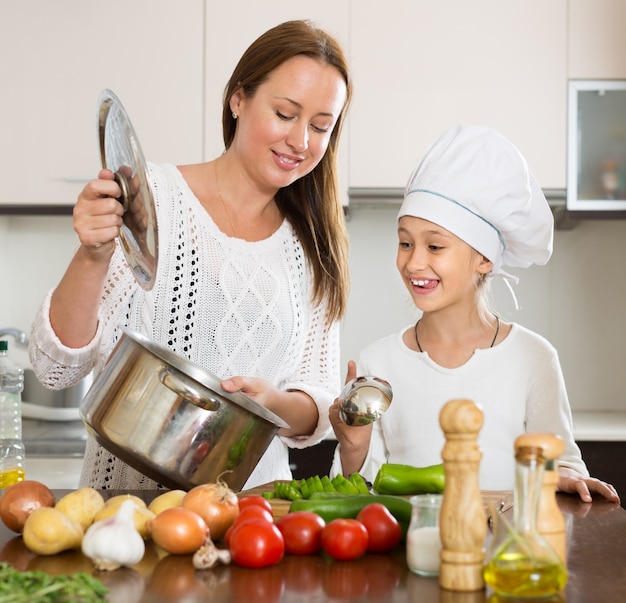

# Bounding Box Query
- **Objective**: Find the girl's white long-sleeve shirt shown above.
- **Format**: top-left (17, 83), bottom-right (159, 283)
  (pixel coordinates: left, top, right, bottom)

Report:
top-left (29, 163), bottom-right (340, 490)
top-left (332, 323), bottom-right (588, 490)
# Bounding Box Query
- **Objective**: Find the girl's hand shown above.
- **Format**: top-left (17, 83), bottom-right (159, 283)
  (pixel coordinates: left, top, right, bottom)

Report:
top-left (557, 466), bottom-right (621, 504)
top-left (329, 361), bottom-right (373, 475)
top-left (73, 169), bottom-right (124, 261)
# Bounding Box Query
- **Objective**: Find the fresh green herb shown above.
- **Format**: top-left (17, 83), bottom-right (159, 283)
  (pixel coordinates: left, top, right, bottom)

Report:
top-left (0, 562), bottom-right (108, 603)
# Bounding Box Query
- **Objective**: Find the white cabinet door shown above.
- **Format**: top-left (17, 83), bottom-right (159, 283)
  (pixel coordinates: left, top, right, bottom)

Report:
top-left (568, 0), bottom-right (626, 79)
top-left (0, 0), bottom-right (204, 205)
top-left (203, 4), bottom-right (351, 204)
top-left (349, 0), bottom-right (567, 190)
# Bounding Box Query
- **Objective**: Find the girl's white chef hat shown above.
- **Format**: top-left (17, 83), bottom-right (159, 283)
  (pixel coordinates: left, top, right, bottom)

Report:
top-left (398, 125), bottom-right (554, 302)
top-left (398, 125), bottom-right (554, 303)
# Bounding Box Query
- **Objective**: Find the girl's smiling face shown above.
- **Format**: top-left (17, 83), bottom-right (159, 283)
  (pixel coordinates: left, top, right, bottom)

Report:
top-left (396, 216), bottom-right (493, 312)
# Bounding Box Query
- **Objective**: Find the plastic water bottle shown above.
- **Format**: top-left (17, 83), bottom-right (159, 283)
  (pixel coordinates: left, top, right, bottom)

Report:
top-left (0, 339), bottom-right (26, 487)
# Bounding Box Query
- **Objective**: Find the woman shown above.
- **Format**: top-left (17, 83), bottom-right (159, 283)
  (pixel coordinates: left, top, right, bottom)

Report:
top-left (330, 125), bottom-right (619, 503)
top-left (29, 20), bottom-right (352, 490)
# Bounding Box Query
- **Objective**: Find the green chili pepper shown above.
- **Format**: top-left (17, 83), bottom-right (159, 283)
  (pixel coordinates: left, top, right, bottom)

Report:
top-left (298, 480), bottom-right (311, 499)
top-left (312, 475), bottom-right (325, 494)
top-left (321, 475), bottom-right (336, 493)
top-left (305, 476), bottom-right (317, 494)
top-left (349, 472), bottom-right (371, 494)
top-left (333, 473), bottom-right (359, 495)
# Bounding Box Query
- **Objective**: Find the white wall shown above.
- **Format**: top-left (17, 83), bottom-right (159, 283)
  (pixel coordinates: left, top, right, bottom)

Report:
top-left (0, 215), bottom-right (76, 367)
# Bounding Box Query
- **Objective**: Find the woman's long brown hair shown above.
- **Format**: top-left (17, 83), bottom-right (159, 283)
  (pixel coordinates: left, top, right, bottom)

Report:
top-left (221, 20), bottom-right (352, 324)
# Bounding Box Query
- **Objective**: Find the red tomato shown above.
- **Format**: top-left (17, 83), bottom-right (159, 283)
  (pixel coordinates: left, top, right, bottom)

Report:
top-left (321, 519), bottom-right (369, 561)
top-left (229, 518), bottom-right (285, 568)
top-left (238, 495), bottom-right (273, 514)
top-left (234, 505), bottom-right (274, 526)
top-left (276, 511), bottom-right (325, 555)
top-left (356, 503), bottom-right (402, 553)
top-left (225, 506), bottom-right (274, 547)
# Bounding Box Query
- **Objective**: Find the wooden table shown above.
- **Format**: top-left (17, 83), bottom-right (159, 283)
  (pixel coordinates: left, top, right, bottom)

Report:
top-left (0, 491), bottom-right (624, 602)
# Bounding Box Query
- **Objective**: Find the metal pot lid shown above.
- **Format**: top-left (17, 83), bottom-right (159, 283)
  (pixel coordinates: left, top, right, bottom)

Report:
top-left (98, 89), bottom-right (158, 290)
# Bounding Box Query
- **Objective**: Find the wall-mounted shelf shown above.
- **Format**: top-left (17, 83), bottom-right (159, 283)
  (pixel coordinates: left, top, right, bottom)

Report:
top-left (0, 205), bottom-right (73, 216)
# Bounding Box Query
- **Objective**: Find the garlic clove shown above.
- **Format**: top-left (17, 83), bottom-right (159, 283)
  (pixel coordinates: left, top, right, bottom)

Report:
top-left (192, 536), bottom-right (231, 570)
top-left (82, 499), bottom-right (145, 571)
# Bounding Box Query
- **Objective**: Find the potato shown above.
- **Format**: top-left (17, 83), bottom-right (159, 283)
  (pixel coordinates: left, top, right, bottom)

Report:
top-left (94, 503), bottom-right (156, 539)
top-left (105, 494), bottom-right (148, 509)
top-left (55, 487), bottom-right (105, 531)
top-left (148, 490), bottom-right (187, 516)
top-left (22, 507), bottom-right (83, 555)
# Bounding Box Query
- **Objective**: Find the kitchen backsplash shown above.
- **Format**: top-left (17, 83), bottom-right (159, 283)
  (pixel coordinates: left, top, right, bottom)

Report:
top-left (2, 209), bottom-right (626, 412)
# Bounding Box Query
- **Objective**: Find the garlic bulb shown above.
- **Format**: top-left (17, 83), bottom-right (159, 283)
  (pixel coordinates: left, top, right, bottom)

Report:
top-left (81, 499), bottom-right (145, 571)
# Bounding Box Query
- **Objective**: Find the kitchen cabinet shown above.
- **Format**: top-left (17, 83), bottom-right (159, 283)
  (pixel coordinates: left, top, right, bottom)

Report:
top-left (573, 412), bottom-right (626, 506)
top-left (9, 1), bottom-right (626, 209)
top-left (289, 439), bottom-right (337, 480)
top-left (577, 441), bottom-right (626, 507)
top-left (568, 0), bottom-right (626, 79)
top-left (0, 1), bottom-right (349, 209)
top-left (0, 0), bottom-right (204, 206)
top-left (566, 79), bottom-right (626, 213)
top-left (348, 0), bottom-right (568, 191)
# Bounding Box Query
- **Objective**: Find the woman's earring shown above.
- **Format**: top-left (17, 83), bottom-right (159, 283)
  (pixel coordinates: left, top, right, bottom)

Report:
top-left (232, 112), bottom-right (238, 119)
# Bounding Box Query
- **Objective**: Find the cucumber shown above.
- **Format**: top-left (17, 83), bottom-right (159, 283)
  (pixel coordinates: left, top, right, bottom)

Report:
top-left (373, 462), bottom-right (445, 495)
top-left (289, 494), bottom-right (412, 528)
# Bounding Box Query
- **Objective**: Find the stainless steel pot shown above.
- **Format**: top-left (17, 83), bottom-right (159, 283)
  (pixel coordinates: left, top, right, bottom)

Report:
top-left (79, 330), bottom-right (289, 491)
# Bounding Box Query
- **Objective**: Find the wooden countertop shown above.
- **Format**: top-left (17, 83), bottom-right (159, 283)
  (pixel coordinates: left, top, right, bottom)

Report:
top-left (0, 489), bottom-right (624, 603)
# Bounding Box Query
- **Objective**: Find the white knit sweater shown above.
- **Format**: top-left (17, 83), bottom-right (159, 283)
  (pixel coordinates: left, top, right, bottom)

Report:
top-left (29, 163), bottom-right (341, 490)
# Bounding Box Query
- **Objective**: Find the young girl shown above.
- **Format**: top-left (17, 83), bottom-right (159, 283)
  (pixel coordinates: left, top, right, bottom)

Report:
top-left (330, 124), bottom-right (619, 504)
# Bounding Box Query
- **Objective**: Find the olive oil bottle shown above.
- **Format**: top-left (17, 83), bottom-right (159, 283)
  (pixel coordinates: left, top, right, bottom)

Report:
top-left (484, 442), bottom-right (567, 598)
top-left (0, 340), bottom-right (26, 488)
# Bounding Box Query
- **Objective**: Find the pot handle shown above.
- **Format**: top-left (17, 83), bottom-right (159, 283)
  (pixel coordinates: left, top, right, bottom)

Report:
top-left (159, 367), bottom-right (221, 412)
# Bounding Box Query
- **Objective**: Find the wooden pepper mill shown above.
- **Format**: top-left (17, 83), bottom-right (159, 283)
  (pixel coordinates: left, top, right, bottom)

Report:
top-left (514, 432), bottom-right (567, 563)
top-left (438, 399), bottom-right (486, 592)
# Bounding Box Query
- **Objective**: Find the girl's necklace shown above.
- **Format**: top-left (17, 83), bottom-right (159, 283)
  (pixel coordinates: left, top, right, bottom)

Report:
top-left (414, 316), bottom-right (500, 353)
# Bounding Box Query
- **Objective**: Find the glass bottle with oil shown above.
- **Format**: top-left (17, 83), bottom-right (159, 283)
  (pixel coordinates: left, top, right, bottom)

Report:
top-left (483, 444), bottom-right (567, 598)
top-left (0, 339), bottom-right (26, 487)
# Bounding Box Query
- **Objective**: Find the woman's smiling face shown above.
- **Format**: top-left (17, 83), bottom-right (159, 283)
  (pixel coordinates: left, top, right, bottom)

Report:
top-left (396, 216), bottom-right (492, 312)
top-left (229, 55), bottom-right (347, 192)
